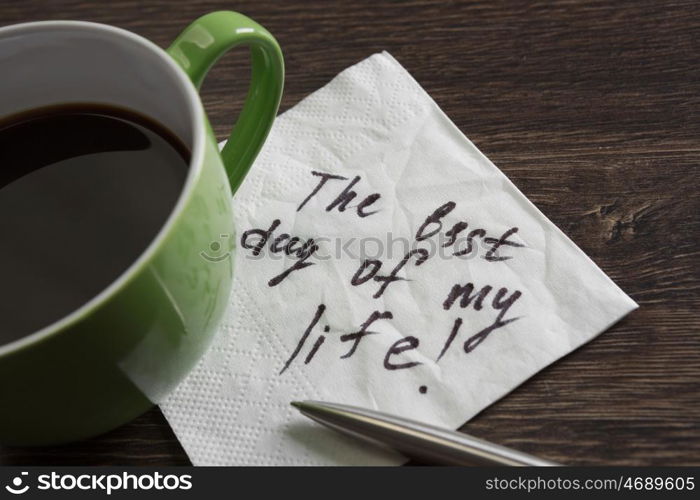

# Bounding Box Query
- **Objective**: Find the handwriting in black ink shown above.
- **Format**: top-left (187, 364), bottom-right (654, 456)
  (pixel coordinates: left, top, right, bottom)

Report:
top-left (297, 170), bottom-right (381, 217)
top-left (483, 228), bottom-right (524, 262)
top-left (240, 219), bottom-right (320, 287)
top-left (297, 171), bottom-right (348, 211)
top-left (340, 310), bottom-right (393, 358)
top-left (416, 201), bottom-right (524, 260)
top-left (280, 304), bottom-right (326, 374)
top-left (384, 336), bottom-right (421, 370)
top-left (439, 282), bottom-right (522, 358)
top-left (281, 305), bottom-right (401, 373)
top-left (350, 249), bottom-right (430, 298)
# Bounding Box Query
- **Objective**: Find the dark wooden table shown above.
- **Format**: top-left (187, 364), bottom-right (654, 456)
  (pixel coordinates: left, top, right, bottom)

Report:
top-left (1, 0), bottom-right (698, 466)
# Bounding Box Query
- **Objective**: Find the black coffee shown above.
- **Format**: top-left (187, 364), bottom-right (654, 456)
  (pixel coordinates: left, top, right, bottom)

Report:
top-left (0, 104), bottom-right (190, 344)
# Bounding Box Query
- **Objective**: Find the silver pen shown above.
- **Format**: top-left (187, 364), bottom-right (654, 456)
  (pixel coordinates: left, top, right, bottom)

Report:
top-left (291, 400), bottom-right (559, 466)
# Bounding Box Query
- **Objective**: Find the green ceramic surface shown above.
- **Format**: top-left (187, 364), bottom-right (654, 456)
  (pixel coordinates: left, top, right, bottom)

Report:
top-left (0, 11), bottom-right (283, 445)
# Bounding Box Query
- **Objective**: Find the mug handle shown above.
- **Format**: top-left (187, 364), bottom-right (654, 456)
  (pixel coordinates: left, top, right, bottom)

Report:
top-left (167, 11), bottom-right (284, 194)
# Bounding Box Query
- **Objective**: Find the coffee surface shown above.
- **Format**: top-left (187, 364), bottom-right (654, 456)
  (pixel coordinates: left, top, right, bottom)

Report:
top-left (0, 104), bottom-right (190, 344)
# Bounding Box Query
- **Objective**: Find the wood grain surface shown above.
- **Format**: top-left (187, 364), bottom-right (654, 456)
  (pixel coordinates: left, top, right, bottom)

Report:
top-left (0, 0), bottom-right (698, 466)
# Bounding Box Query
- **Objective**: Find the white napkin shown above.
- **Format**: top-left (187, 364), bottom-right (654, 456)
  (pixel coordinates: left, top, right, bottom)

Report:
top-left (160, 52), bottom-right (637, 465)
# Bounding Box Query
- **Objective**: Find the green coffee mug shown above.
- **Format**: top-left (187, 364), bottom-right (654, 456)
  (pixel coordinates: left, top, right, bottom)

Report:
top-left (0, 11), bottom-right (283, 445)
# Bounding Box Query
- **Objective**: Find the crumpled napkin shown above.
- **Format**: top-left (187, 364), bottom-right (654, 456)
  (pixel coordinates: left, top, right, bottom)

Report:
top-left (160, 52), bottom-right (637, 465)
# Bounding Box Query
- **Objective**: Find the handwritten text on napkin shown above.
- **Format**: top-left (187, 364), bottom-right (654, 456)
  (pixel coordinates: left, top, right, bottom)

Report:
top-left (161, 52), bottom-right (637, 465)
top-left (245, 174), bottom-right (526, 379)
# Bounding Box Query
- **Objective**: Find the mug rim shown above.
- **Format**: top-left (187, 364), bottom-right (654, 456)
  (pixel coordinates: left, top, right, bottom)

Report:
top-left (0, 20), bottom-right (206, 358)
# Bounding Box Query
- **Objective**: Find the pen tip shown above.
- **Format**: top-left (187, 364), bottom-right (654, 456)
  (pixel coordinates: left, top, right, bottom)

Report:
top-left (290, 401), bottom-right (303, 410)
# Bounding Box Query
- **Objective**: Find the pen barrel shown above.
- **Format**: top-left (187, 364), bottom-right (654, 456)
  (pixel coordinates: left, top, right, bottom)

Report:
top-left (296, 401), bottom-right (559, 467)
